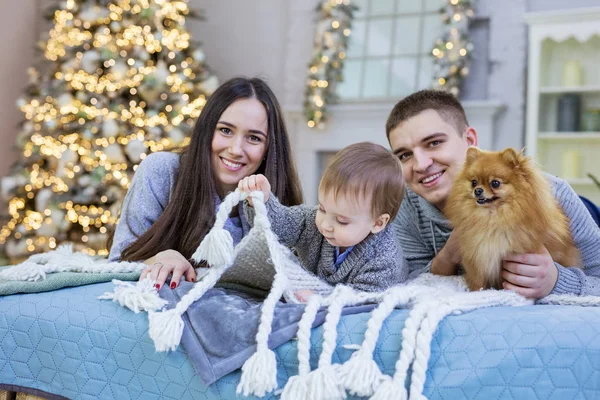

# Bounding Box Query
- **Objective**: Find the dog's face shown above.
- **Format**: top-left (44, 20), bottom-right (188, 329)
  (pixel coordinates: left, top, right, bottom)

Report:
top-left (458, 147), bottom-right (529, 209)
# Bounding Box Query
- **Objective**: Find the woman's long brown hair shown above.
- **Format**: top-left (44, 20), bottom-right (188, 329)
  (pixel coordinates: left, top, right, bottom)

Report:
top-left (116, 77), bottom-right (303, 262)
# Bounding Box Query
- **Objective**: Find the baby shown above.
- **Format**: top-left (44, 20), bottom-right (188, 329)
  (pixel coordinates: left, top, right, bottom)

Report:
top-left (239, 141), bottom-right (407, 301)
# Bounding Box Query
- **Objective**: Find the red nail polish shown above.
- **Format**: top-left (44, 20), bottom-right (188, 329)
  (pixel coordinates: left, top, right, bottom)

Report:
top-left (155, 284), bottom-right (160, 290)
top-left (170, 282), bottom-right (177, 289)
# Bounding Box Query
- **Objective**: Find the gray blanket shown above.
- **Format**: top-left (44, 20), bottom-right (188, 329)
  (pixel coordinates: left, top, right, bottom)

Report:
top-left (159, 281), bottom-right (376, 385)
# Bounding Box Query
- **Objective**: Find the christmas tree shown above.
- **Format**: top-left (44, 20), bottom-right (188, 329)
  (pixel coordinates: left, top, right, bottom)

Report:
top-left (0, 0), bottom-right (218, 262)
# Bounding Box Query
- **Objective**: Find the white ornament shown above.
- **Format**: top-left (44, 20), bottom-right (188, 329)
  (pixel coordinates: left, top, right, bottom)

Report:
top-left (61, 59), bottom-right (77, 73)
top-left (102, 119), bottom-right (120, 138)
top-left (1, 175), bottom-right (27, 197)
top-left (57, 93), bottom-right (74, 108)
top-left (60, 148), bottom-right (78, 165)
top-left (4, 239), bottom-right (29, 260)
top-left (45, 120), bottom-right (57, 130)
top-left (106, 186), bottom-right (122, 203)
top-left (324, 32), bottom-right (334, 48)
top-left (111, 61), bottom-right (129, 80)
top-left (79, 8), bottom-right (97, 22)
top-left (193, 48), bottom-right (206, 63)
top-left (35, 188), bottom-right (53, 212)
top-left (199, 75), bottom-right (219, 95)
top-left (78, 175), bottom-right (92, 187)
top-left (82, 186), bottom-right (97, 198)
top-left (109, 201), bottom-right (122, 219)
top-left (81, 51), bottom-right (100, 73)
top-left (125, 139), bottom-right (146, 163)
top-left (37, 220), bottom-right (60, 238)
top-left (86, 233), bottom-right (106, 249)
top-left (137, 50), bottom-right (150, 61)
top-left (139, 86), bottom-right (161, 103)
top-left (154, 61), bottom-right (170, 82)
top-left (169, 128), bottom-right (186, 146)
top-left (57, 149), bottom-right (78, 177)
top-left (76, 91), bottom-right (87, 102)
top-left (104, 144), bottom-right (127, 163)
top-left (149, 126), bottom-right (162, 139)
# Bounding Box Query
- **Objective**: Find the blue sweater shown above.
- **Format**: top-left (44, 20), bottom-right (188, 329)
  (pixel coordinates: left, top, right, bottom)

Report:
top-left (245, 196), bottom-right (408, 292)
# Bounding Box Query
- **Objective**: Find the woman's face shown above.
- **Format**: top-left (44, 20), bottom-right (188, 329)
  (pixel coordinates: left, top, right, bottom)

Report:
top-left (211, 98), bottom-right (269, 195)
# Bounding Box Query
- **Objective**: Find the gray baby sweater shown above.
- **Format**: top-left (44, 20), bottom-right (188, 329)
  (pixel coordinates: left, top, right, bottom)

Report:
top-left (108, 152), bottom-right (249, 261)
top-left (393, 174), bottom-right (600, 296)
top-left (250, 196), bottom-right (408, 292)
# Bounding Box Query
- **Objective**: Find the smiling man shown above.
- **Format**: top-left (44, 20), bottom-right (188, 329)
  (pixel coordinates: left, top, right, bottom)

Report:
top-left (386, 89), bottom-right (600, 299)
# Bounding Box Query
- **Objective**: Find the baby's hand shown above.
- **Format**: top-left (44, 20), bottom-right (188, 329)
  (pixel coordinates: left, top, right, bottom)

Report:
top-left (238, 174), bottom-right (271, 206)
top-left (294, 290), bottom-right (315, 303)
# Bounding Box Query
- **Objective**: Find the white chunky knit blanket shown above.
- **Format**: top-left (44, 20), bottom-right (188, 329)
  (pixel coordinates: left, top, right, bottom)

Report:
top-left (2, 189), bottom-right (600, 400)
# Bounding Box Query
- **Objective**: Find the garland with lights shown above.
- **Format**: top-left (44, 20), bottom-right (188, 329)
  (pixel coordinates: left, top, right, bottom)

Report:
top-left (0, 0), bottom-right (217, 262)
top-left (303, 0), bottom-right (357, 129)
top-left (432, 0), bottom-right (475, 96)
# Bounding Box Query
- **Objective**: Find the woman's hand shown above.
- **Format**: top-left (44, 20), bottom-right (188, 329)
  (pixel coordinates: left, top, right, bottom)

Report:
top-left (238, 174), bottom-right (271, 206)
top-left (141, 249), bottom-right (196, 289)
top-left (294, 290), bottom-right (315, 302)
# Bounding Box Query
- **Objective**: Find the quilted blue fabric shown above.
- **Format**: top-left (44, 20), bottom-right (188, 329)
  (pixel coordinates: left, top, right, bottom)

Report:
top-left (0, 282), bottom-right (599, 399)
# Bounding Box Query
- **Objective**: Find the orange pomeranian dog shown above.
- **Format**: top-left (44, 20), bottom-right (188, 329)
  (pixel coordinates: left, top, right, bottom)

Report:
top-left (445, 147), bottom-right (580, 291)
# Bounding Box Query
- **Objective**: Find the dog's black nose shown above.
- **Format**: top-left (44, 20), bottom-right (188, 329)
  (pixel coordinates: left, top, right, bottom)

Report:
top-left (474, 188), bottom-right (483, 196)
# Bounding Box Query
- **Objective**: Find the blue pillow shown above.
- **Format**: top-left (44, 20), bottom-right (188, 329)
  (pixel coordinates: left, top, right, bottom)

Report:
top-left (579, 195), bottom-right (600, 228)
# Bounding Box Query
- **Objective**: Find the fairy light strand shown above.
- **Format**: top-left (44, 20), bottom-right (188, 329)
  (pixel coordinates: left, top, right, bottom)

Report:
top-left (304, 0), bottom-right (356, 129)
top-left (432, 0), bottom-right (475, 96)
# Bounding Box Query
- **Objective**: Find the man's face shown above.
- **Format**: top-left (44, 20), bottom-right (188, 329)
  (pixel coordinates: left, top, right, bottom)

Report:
top-left (388, 109), bottom-right (478, 210)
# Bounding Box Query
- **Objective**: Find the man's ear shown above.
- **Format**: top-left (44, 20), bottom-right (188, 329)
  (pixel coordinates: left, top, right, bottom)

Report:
top-left (464, 126), bottom-right (478, 147)
top-left (371, 213), bottom-right (390, 234)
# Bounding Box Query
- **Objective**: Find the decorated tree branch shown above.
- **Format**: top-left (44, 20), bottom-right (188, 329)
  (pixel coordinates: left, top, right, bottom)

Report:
top-left (304, 0), bottom-right (357, 129)
top-left (432, 0), bottom-right (475, 96)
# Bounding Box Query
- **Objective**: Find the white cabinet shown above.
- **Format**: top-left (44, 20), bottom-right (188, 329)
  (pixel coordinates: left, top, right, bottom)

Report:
top-left (525, 8), bottom-right (600, 204)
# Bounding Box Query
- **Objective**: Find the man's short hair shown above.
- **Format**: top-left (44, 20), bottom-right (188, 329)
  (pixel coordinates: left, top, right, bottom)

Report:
top-left (319, 142), bottom-right (404, 221)
top-left (385, 89), bottom-right (469, 138)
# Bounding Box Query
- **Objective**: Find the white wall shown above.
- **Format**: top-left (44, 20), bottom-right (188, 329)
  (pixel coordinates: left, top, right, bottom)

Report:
top-left (190, 0), bottom-right (294, 100)
top-left (0, 1), bottom-right (41, 179)
top-left (3, 0), bottom-right (598, 180)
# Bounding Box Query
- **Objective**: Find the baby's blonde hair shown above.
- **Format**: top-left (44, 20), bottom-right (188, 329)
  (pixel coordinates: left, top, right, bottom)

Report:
top-left (319, 142), bottom-right (405, 220)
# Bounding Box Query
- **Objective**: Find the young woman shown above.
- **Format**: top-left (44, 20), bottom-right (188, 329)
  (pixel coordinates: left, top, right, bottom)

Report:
top-left (108, 77), bottom-right (303, 289)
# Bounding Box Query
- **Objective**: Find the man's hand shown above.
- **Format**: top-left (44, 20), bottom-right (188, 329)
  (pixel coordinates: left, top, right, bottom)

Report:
top-left (141, 249), bottom-right (196, 290)
top-left (238, 174), bottom-right (271, 206)
top-left (431, 232), bottom-right (461, 276)
top-left (502, 246), bottom-right (558, 299)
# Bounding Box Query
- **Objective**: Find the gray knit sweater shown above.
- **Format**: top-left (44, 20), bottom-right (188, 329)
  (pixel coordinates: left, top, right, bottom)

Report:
top-left (393, 174), bottom-right (600, 296)
top-left (250, 196), bottom-right (408, 292)
top-left (108, 152), bottom-right (249, 261)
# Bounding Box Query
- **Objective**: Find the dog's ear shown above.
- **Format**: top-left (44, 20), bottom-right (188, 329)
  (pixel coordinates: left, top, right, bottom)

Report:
top-left (465, 146), bottom-right (481, 164)
top-left (500, 148), bottom-right (521, 167)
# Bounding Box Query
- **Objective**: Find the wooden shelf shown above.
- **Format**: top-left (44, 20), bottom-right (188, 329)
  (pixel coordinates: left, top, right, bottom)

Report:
top-left (538, 132), bottom-right (600, 140)
top-left (539, 85), bottom-right (600, 94)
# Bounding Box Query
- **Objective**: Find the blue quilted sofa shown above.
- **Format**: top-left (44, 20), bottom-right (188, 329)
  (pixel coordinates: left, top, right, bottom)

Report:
top-left (1, 281), bottom-right (599, 399)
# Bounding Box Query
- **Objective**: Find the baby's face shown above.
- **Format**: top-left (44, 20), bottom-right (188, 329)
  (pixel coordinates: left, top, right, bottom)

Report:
top-left (315, 188), bottom-right (378, 250)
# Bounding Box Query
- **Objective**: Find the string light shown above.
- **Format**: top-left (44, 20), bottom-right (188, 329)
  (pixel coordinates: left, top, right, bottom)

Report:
top-left (304, 0), bottom-right (357, 128)
top-left (432, 0), bottom-right (475, 96)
